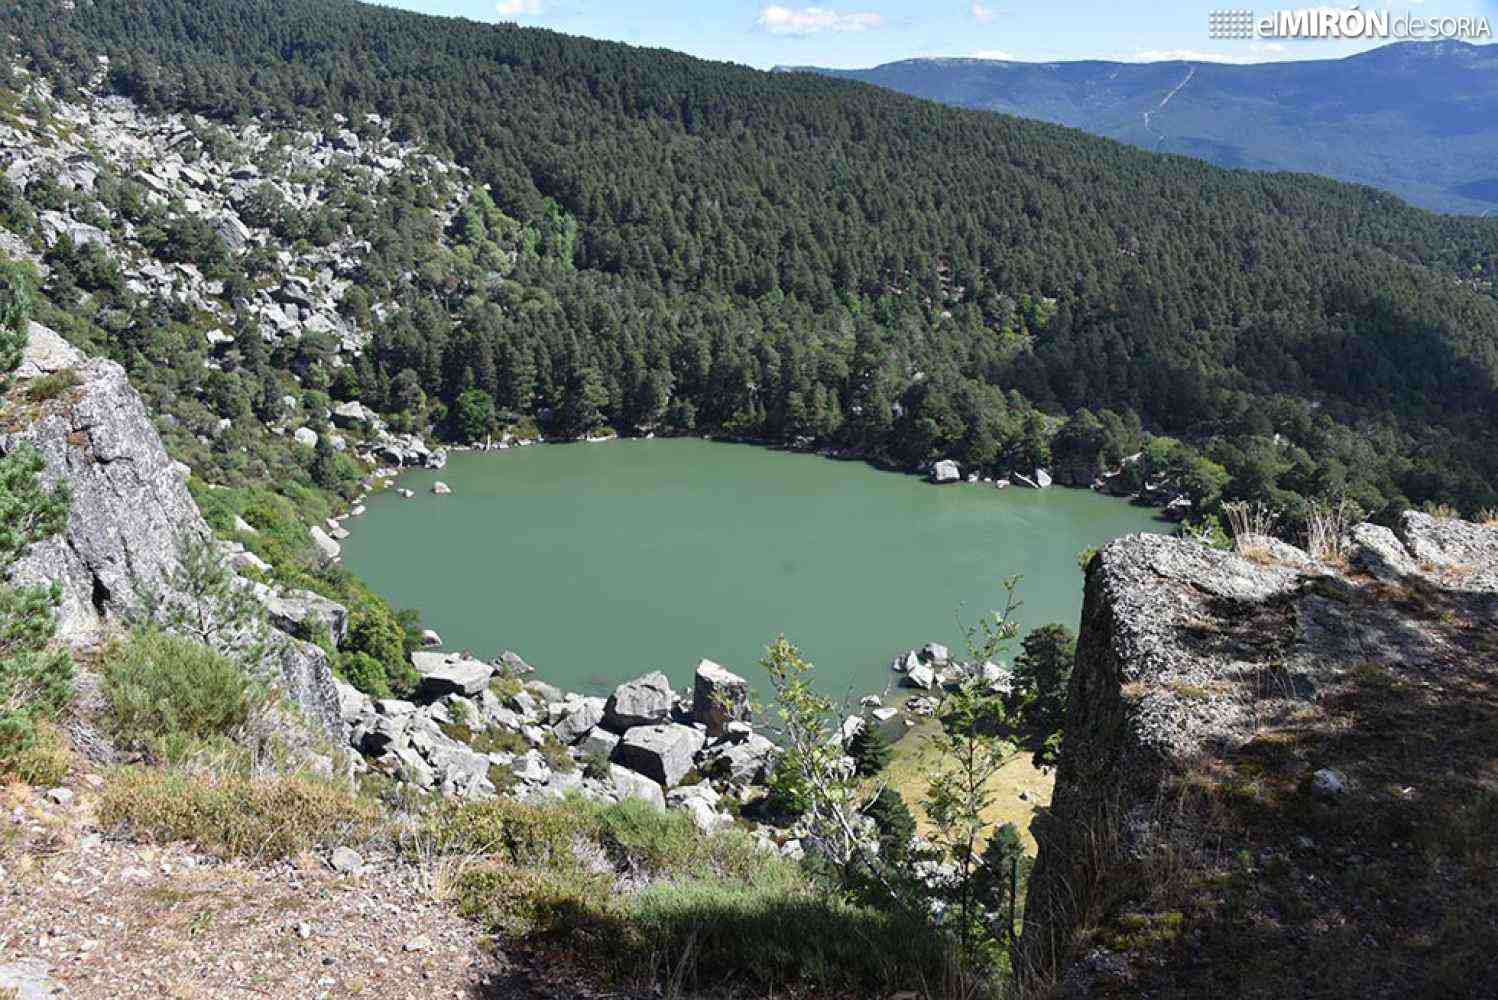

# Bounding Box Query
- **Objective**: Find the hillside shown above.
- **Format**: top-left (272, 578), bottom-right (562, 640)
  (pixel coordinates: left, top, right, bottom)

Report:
top-left (3, 0), bottom-right (1498, 527)
top-left (788, 41), bottom-right (1498, 215)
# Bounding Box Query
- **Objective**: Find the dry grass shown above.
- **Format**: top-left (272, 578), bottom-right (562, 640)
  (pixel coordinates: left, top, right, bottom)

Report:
top-left (1304, 497), bottom-right (1358, 565)
top-left (881, 715), bottom-right (1053, 852)
top-left (98, 765), bottom-right (380, 862)
top-left (1223, 502), bottom-right (1278, 559)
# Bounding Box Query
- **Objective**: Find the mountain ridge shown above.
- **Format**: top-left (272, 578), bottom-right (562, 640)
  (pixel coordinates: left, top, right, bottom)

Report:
top-left (784, 41), bottom-right (1498, 214)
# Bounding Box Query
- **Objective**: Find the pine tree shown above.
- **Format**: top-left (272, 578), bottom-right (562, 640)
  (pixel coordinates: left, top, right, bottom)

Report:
top-left (849, 720), bottom-right (892, 777)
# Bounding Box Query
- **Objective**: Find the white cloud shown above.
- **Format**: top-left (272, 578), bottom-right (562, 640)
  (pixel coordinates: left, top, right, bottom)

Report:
top-left (756, 6), bottom-right (886, 35)
top-left (496, 0), bottom-right (544, 16)
top-left (970, 2), bottom-right (1001, 24)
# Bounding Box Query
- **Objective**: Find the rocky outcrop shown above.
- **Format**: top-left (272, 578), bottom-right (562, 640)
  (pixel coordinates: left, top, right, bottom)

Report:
top-left (603, 670), bottom-right (676, 730)
top-left (2, 327), bottom-right (341, 735)
top-left (1021, 515), bottom-right (1498, 991)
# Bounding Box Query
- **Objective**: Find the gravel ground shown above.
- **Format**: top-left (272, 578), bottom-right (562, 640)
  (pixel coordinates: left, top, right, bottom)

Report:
top-left (0, 777), bottom-right (620, 1000)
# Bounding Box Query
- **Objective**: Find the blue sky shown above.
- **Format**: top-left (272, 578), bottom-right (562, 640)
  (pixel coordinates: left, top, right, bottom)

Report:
top-left (376, 1), bottom-right (1497, 68)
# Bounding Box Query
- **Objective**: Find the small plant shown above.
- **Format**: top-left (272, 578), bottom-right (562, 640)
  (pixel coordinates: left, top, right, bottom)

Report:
top-left (582, 747), bottom-right (611, 781)
top-left (1304, 496), bottom-right (1360, 565)
top-left (848, 720), bottom-right (892, 777)
top-left (24, 367), bottom-right (81, 404)
top-left (1223, 501), bottom-right (1278, 556)
top-left (102, 628), bottom-right (262, 750)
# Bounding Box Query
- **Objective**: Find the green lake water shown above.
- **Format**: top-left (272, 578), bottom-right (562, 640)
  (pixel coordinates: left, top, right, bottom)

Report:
top-left (341, 439), bottom-right (1163, 699)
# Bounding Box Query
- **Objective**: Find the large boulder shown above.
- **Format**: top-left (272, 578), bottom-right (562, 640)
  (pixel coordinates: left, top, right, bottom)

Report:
top-left (613, 723), bottom-right (706, 788)
top-left (553, 697), bottom-right (605, 743)
top-left (413, 651), bottom-right (493, 700)
top-left (608, 764), bottom-right (666, 810)
top-left (691, 659), bottom-right (751, 736)
top-left (308, 525), bottom-right (341, 562)
top-left (262, 588), bottom-right (349, 645)
top-left (707, 732), bottom-right (778, 784)
top-left (932, 459), bottom-right (961, 484)
top-left (603, 670), bottom-right (676, 730)
top-left (1020, 517), bottom-right (1498, 987)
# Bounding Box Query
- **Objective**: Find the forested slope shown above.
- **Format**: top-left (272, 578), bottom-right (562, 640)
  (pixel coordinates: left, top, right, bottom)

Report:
top-left (6, 0), bottom-right (1498, 520)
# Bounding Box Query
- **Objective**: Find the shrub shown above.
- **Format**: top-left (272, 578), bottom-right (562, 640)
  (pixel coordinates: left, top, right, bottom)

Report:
top-left (0, 720), bottom-right (72, 786)
top-left (102, 628), bottom-right (261, 748)
top-left (99, 765), bottom-right (378, 861)
top-left (24, 367), bottom-right (81, 403)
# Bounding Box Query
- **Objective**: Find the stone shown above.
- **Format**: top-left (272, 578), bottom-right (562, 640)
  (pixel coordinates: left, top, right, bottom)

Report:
top-left (293, 426), bottom-right (318, 449)
top-left (495, 649), bottom-right (535, 675)
top-left (431, 481), bottom-right (452, 495)
top-left (1311, 768), bottom-right (1347, 800)
top-left (333, 680), bottom-right (370, 724)
top-left (580, 728), bottom-right (621, 760)
top-left (872, 706), bottom-right (899, 722)
top-left (420, 629), bottom-right (443, 648)
top-left (309, 526), bottom-right (341, 562)
top-left (46, 787), bottom-right (73, 806)
top-left (330, 847), bottom-right (363, 873)
top-left (901, 662), bottom-right (937, 690)
top-left (413, 652), bottom-right (493, 699)
top-left (920, 642), bottom-right (950, 666)
top-left (604, 670), bottom-right (676, 730)
top-left (553, 697), bottom-right (605, 743)
top-left (1035, 467), bottom-right (1053, 489)
top-left (710, 732), bottom-right (777, 784)
top-left (332, 401), bottom-right (373, 428)
top-left (608, 764), bottom-right (666, 810)
top-left (613, 723), bottom-right (706, 788)
top-left (263, 588), bottom-right (349, 644)
top-left (678, 796), bottom-right (729, 835)
top-left (403, 934), bottom-right (431, 953)
top-left (932, 459), bottom-right (961, 483)
top-left (691, 659), bottom-right (751, 736)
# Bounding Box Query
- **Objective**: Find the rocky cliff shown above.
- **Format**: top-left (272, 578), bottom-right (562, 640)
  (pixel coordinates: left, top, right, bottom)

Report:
top-left (1022, 515), bottom-right (1498, 997)
top-left (1, 325), bottom-right (342, 735)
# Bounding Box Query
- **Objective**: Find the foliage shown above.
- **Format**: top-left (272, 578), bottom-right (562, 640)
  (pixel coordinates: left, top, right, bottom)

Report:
top-left (99, 764), bottom-right (378, 861)
top-left (3, 0), bottom-right (1497, 520)
top-left (101, 627), bottom-right (261, 751)
top-left (24, 367), bottom-right (80, 403)
top-left (0, 257), bottom-right (30, 391)
top-left (429, 794), bottom-right (950, 995)
top-left (0, 441), bottom-right (72, 779)
top-left (923, 579), bottom-right (1024, 970)
top-left (760, 635), bottom-right (881, 888)
top-left (132, 528), bottom-right (274, 671)
top-left (863, 785), bottom-right (917, 856)
top-left (849, 718), bottom-right (893, 777)
top-left (1013, 622), bottom-right (1077, 751)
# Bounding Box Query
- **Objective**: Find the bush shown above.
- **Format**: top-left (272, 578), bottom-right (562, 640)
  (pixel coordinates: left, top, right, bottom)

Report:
top-left (102, 628), bottom-right (261, 748)
top-left (24, 367), bottom-right (81, 403)
top-left (432, 795), bottom-right (953, 995)
top-left (0, 720), bottom-right (72, 786)
top-left (99, 766), bottom-right (378, 861)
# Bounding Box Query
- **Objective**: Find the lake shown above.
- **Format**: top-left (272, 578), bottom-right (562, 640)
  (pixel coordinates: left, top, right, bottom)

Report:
top-left (341, 439), bottom-right (1163, 700)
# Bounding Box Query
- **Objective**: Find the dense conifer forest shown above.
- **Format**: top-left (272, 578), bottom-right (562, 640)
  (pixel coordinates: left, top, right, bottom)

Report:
top-left (6, 0), bottom-right (1498, 524)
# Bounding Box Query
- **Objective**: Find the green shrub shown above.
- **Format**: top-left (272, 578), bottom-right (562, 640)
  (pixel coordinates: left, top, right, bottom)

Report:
top-left (102, 628), bottom-right (261, 747)
top-left (0, 720), bottom-right (72, 786)
top-left (24, 367), bottom-right (81, 403)
top-left (99, 765), bottom-right (378, 861)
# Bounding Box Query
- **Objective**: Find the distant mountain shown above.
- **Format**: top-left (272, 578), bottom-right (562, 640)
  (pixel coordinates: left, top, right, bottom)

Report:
top-left (782, 42), bottom-right (1498, 215)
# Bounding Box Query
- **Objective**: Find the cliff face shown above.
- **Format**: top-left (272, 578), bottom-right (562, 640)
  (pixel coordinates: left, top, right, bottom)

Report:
top-left (1, 325), bottom-right (342, 735)
top-left (1023, 516), bottom-right (1498, 997)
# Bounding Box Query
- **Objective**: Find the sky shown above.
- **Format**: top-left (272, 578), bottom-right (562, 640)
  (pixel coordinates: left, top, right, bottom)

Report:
top-left (374, 0), bottom-right (1497, 69)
